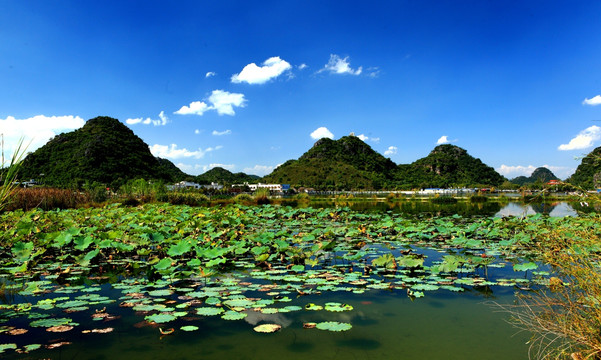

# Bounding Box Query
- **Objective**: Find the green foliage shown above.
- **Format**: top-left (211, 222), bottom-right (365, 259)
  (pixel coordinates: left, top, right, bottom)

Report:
top-left (18, 116), bottom-right (187, 189)
top-left (0, 138), bottom-right (27, 212)
top-left (264, 139), bottom-right (505, 190)
top-left (253, 187), bottom-right (270, 204)
top-left (568, 146), bottom-right (601, 189)
top-left (233, 193), bottom-right (253, 204)
top-left (395, 144), bottom-right (506, 188)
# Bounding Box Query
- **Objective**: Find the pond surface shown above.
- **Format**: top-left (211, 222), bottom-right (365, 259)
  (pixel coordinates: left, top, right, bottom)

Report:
top-left (2, 203), bottom-right (585, 359)
top-left (310, 199), bottom-right (579, 217)
top-left (1, 274), bottom-right (530, 360)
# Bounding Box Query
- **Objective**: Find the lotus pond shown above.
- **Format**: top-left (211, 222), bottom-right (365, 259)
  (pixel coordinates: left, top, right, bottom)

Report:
top-left (0, 203), bottom-right (599, 359)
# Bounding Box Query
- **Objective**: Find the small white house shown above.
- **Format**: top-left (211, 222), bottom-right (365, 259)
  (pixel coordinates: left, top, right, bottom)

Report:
top-left (248, 183), bottom-right (283, 192)
top-left (173, 181), bottom-right (202, 189)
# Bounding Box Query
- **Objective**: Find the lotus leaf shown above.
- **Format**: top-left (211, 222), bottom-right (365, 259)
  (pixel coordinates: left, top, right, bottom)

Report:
top-left (221, 310), bottom-right (247, 320)
top-left (145, 313), bottom-right (177, 324)
top-left (196, 307), bottom-right (224, 316)
top-left (305, 303), bottom-right (323, 311)
top-left (253, 324), bottom-right (282, 333)
top-left (325, 302), bottom-right (353, 312)
top-left (148, 289), bottom-right (173, 297)
top-left (180, 325), bottom-right (199, 332)
top-left (0, 343), bottom-right (17, 353)
top-left (315, 321), bottom-right (352, 332)
top-left (30, 318), bottom-right (75, 328)
top-left (11, 241), bottom-right (33, 263)
top-left (513, 262), bottom-right (538, 272)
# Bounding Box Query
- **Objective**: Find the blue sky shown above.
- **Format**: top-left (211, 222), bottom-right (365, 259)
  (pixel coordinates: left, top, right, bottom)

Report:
top-left (2, 1), bottom-right (601, 179)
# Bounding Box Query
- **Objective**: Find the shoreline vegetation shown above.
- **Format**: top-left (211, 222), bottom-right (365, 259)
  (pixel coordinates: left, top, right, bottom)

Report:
top-left (0, 184), bottom-right (593, 212)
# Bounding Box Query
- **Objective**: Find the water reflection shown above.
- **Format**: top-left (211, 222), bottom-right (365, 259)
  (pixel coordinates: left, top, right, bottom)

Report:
top-left (307, 200), bottom-right (578, 217)
top-left (494, 202), bottom-right (577, 218)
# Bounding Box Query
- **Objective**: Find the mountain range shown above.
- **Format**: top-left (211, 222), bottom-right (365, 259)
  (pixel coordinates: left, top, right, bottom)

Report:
top-left (16, 116), bottom-right (601, 190)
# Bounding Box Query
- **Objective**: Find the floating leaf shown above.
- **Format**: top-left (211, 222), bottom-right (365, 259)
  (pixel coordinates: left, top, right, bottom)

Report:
top-left (196, 307), bottom-right (224, 316)
top-left (221, 310), bottom-right (247, 320)
top-left (145, 313), bottom-right (177, 324)
top-left (315, 321), bottom-right (352, 332)
top-left (253, 324), bottom-right (281, 333)
top-left (513, 262), bottom-right (538, 272)
top-left (180, 325), bottom-right (199, 332)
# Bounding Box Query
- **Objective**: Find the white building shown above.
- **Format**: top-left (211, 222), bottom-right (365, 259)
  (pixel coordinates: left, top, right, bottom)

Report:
top-left (248, 183), bottom-right (283, 192)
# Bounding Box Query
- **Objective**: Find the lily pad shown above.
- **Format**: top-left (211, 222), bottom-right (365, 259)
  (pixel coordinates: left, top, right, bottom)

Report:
top-left (180, 325), bottom-right (199, 332)
top-left (196, 307), bottom-right (224, 316)
top-left (221, 310), bottom-right (248, 320)
top-left (253, 324), bottom-right (282, 333)
top-left (315, 321), bottom-right (352, 332)
top-left (145, 313), bottom-right (177, 324)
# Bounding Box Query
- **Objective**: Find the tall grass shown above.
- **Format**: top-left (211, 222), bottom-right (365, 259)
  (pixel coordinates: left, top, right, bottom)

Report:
top-left (0, 139), bottom-right (27, 212)
top-left (254, 187), bottom-right (271, 205)
top-left (6, 188), bottom-right (91, 211)
top-left (500, 196), bottom-right (601, 360)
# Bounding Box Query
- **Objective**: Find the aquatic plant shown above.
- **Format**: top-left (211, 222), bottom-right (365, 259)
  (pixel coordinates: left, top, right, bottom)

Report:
top-left (501, 195), bottom-right (601, 360)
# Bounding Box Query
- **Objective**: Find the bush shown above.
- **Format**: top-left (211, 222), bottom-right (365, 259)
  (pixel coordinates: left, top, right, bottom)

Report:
top-left (167, 192), bottom-right (209, 207)
top-left (295, 192), bottom-right (310, 201)
top-left (234, 193), bottom-right (253, 204)
top-left (469, 195), bottom-right (488, 203)
top-left (254, 188), bottom-right (270, 205)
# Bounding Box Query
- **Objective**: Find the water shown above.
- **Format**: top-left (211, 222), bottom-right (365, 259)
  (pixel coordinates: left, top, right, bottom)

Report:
top-left (309, 200), bottom-right (578, 217)
top-left (1, 283), bottom-right (530, 360)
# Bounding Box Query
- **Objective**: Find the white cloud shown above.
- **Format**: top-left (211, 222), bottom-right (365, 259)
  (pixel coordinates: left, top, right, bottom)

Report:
top-left (298, 63), bottom-right (308, 70)
top-left (558, 125), bottom-right (601, 150)
top-left (583, 95), bottom-right (601, 106)
top-left (496, 164), bottom-right (574, 180)
top-left (366, 67), bottom-right (380, 78)
top-left (205, 71), bottom-right (216, 78)
top-left (496, 165), bottom-right (537, 177)
top-left (243, 164), bottom-right (276, 176)
top-left (175, 90), bottom-right (246, 116)
top-left (126, 111), bottom-right (169, 126)
top-left (0, 115), bottom-right (85, 161)
top-left (436, 135), bottom-right (454, 145)
top-left (310, 127), bottom-right (334, 140)
top-left (194, 129), bottom-right (201, 134)
top-left (384, 146), bottom-right (398, 156)
top-left (208, 90), bottom-right (246, 115)
top-left (231, 56), bottom-right (292, 85)
top-left (212, 129), bottom-right (232, 136)
top-left (149, 144), bottom-right (222, 159)
top-left (357, 134), bottom-right (369, 142)
top-left (319, 54), bottom-right (362, 75)
top-left (175, 101), bottom-right (211, 116)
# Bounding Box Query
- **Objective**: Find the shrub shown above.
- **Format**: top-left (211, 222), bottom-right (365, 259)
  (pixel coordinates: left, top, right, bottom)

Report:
top-left (295, 192), bottom-right (310, 201)
top-left (469, 195), bottom-right (488, 203)
top-left (254, 188), bottom-right (270, 205)
top-left (234, 193), bottom-right (253, 204)
top-left (167, 192), bottom-right (209, 207)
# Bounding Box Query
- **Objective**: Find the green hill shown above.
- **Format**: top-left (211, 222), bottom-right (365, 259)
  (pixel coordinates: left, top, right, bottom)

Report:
top-left (568, 146), bottom-right (601, 189)
top-left (395, 144), bottom-right (505, 188)
top-left (263, 135), bottom-right (396, 190)
top-left (18, 116), bottom-right (188, 188)
top-left (195, 167), bottom-right (259, 185)
top-left (510, 167), bottom-right (559, 186)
